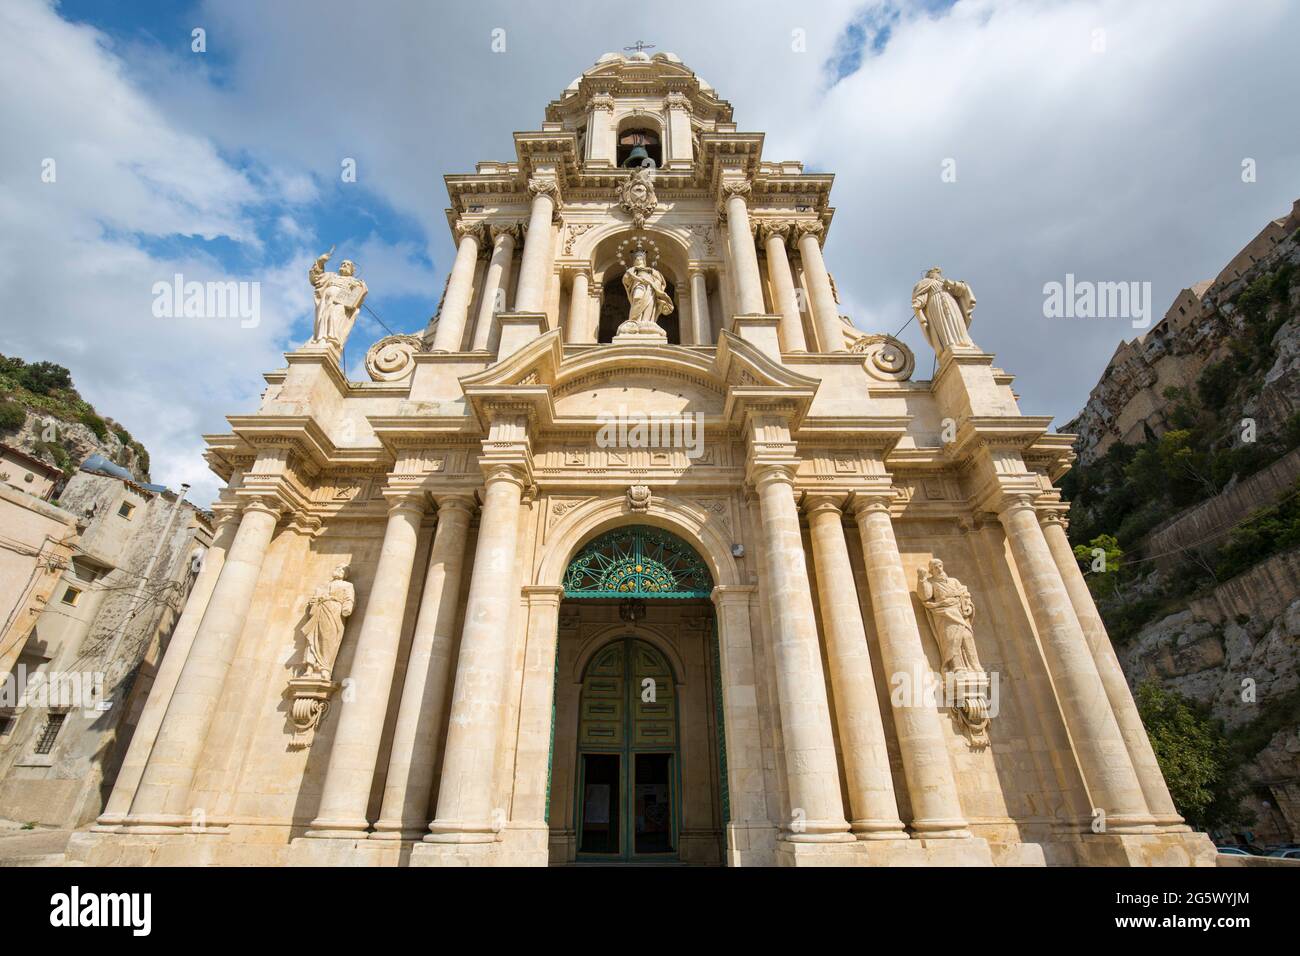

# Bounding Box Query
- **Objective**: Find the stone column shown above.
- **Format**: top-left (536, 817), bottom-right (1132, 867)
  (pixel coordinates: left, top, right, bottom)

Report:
top-left (690, 268), bottom-right (711, 346)
top-left (1039, 510), bottom-right (1178, 825)
top-left (426, 462), bottom-right (528, 843)
top-left (511, 586), bottom-right (564, 828)
top-left (372, 495), bottom-right (476, 840)
top-left (760, 221), bottom-right (807, 352)
top-left (471, 224), bottom-right (517, 352)
top-left (307, 491), bottom-right (427, 837)
top-left (513, 179), bottom-right (558, 314)
top-left (431, 222), bottom-right (483, 352)
top-left (96, 509), bottom-right (240, 828)
top-left (998, 495), bottom-right (1152, 829)
top-left (805, 495), bottom-right (906, 840)
top-left (796, 221), bottom-right (846, 353)
top-left (722, 181), bottom-right (765, 315)
top-left (711, 585), bottom-right (778, 863)
top-left (563, 270), bottom-right (591, 344)
top-left (752, 465), bottom-right (853, 842)
top-left (129, 494), bottom-right (282, 823)
top-left (852, 493), bottom-right (970, 837)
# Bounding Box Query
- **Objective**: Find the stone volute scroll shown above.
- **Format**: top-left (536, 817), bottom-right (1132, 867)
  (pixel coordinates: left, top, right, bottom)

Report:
top-left (306, 247), bottom-right (368, 353)
top-left (917, 557), bottom-right (992, 748)
top-left (286, 563), bottom-right (355, 746)
top-left (850, 333), bottom-right (916, 381)
top-left (911, 267), bottom-right (977, 358)
top-left (366, 334), bottom-right (425, 382)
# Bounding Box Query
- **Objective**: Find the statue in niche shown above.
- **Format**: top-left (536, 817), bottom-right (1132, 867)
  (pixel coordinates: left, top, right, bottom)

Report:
top-left (307, 247), bottom-right (368, 351)
top-left (617, 250), bottom-right (673, 338)
top-left (300, 564), bottom-right (355, 680)
top-left (911, 267), bottom-right (976, 357)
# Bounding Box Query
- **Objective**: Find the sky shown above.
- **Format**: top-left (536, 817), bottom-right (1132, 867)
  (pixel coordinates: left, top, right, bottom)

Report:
top-left (1, 0), bottom-right (1297, 506)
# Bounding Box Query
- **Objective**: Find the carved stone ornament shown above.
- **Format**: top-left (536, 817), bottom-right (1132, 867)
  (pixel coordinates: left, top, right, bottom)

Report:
top-left (917, 557), bottom-right (991, 748)
top-left (365, 334), bottom-right (425, 382)
top-left (850, 333), bottom-right (916, 381)
top-left (616, 165), bottom-right (658, 228)
top-left (627, 484), bottom-right (652, 512)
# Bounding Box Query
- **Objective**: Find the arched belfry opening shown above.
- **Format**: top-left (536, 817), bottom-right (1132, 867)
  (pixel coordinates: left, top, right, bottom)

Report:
top-left (617, 126), bottom-right (661, 168)
top-left (547, 525), bottom-right (727, 865)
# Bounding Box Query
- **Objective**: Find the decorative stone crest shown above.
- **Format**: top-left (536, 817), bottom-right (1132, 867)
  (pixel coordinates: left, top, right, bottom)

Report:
top-left (627, 484), bottom-right (652, 512)
top-left (917, 558), bottom-right (991, 748)
top-left (365, 334), bottom-right (424, 382)
top-left (616, 165), bottom-right (658, 227)
top-left (850, 333), bottom-right (916, 381)
top-left (286, 564), bottom-right (354, 746)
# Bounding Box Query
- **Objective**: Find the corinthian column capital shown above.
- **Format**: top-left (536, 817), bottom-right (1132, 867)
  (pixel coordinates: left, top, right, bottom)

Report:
top-left (793, 219), bottom-right (825, 244)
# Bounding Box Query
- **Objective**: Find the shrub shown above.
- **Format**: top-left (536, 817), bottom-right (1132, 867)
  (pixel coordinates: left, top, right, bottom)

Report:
top-left (0, 399), bottom-right (26, 432)
top-left (78, 409), bottom-right (108, 440)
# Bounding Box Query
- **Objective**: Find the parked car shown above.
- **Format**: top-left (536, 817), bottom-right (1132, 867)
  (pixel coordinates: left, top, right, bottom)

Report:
top-left (1267, 848), bottom-right (1300, 859)
top-left (1217, 846), bottom-right (1253, 855)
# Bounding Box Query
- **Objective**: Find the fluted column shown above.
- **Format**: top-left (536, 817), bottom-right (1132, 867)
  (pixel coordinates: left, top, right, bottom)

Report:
top-left (1040, 508), bottom-right (1176, 827)
top-left (97, 509), bottom-right (240, 828)
top-left (805, 495), bottom-right (906, 840)
top-left (426, 462), bottom-right (528, 843)
top-left (722, 181), bottom-right (765, 315)
top-left (128, 494), bottom-right (282, 823)
top-left (689, 268), bottom-right (711, 345)
top-left (998, 495), bottom-right (1152, 829)
top-left (431, 222), bottom-right (483, 352)
top-left (563, 269), bottom-right (591, 344)
top-left (796, 221), bottom-right (846, 353)
top-left (471, 224), bottom-right (517, 351)
top-left (760, 221), bottom-right (807, 352)
top-left (514, 179), bottom-right (558, 313)
top-left (307, 491), bottom-right (427, 837)
top-left (852, 493), bottom-right (970, 837)
top-left (753, 465), bottom-right (853, 842)
top-left (372, 495), bottom-right (476, 840)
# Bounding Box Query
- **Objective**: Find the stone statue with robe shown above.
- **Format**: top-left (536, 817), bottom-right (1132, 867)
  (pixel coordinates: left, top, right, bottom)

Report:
top-left (617, 250), bottom-right (673, 338)
top-left (300, 565), bottom-right (355, 680)
top-left (917, 558), bottom-right (982, 675)
top-left (308, 248), bottom-right (368, 351)
top-left (912, 267), bottom-right (976, 357)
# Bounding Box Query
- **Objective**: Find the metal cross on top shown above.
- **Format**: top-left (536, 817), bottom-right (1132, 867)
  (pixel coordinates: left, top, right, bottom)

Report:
top-left (623, 40), bottom-right (656, 54)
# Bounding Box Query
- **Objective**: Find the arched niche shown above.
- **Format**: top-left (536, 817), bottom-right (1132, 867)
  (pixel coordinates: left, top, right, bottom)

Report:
top-left (587, 227), bottom-right (691, 345)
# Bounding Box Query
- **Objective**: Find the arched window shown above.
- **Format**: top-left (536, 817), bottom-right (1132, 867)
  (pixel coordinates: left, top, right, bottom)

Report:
top-left (617, 127), bottom-right (661, 168)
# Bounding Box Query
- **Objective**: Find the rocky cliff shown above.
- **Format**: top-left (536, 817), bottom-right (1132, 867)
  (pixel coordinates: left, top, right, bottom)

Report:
top-left (1060, 200), bottom-right (1300, 843)
top-left (0, 354), bottom-right (150, 487)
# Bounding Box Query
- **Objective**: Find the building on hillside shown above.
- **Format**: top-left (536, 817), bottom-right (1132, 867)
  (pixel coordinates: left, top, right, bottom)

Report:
top-left (0, 458), bottom-right (211, 828)
top-left (1065, 199), bottom-right (1300, 465)
top-left (0, 442), bottom-right (64, 502)
top-left (75, 51), bottom-right (1212, 867)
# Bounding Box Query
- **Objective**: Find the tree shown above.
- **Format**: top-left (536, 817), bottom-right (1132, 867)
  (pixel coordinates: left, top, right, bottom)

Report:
top-left (1135, 682), bottom-right (1245, 831)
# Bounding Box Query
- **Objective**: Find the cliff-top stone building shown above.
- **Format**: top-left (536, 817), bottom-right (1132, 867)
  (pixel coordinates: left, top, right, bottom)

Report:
top-left (71, 50), bottom-right (1214, 867)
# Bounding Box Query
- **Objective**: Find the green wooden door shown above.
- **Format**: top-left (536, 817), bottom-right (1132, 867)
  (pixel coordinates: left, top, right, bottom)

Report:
top-left (576, 638), bottom-right (680, 860)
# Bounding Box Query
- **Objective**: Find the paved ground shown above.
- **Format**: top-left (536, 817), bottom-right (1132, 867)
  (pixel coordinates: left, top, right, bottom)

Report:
top-left (0, 821), bottom-right (72, 866)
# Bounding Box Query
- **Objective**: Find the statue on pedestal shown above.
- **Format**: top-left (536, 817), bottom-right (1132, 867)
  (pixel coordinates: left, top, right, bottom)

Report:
top-left (911, 267), bottom-right (976, 357)
top-left (918, 558), bottom-right (991, 748)
top-left (300, 564), bottom-right (355, 680)
top-left (307, 248), bottom-right (368, 351)
top-left (616, 250), bottom-right (673, 340)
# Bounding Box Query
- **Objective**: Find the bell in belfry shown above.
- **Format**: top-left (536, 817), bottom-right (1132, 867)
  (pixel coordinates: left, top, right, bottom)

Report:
top-left (623, 144), bottom-right (652, 168)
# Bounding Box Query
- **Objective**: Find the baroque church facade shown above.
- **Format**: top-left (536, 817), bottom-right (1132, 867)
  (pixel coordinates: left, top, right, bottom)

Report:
top-left (72, 51), bottom-right (1214, 867)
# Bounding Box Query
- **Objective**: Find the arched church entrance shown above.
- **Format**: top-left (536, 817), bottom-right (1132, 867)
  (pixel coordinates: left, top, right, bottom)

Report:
top-left (550, 525), bottom-right (726, 865)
